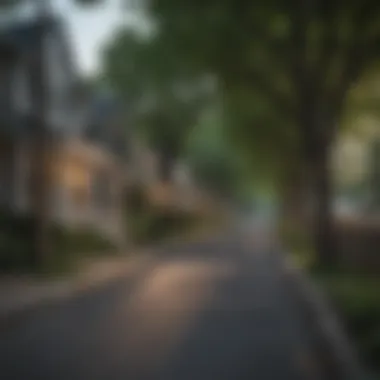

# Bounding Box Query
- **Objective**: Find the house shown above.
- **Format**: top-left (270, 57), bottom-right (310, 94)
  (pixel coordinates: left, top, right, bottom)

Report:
top-left (127, 138), bottom-right (217, 215)
top-left (0, 15), bottom-right (128, 246)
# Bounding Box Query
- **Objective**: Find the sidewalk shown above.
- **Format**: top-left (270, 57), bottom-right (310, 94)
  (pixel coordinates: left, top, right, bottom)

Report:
top-left (0, 222), bottom-right (225, 327)
top-left (0, 253), bottom-right (149, 326)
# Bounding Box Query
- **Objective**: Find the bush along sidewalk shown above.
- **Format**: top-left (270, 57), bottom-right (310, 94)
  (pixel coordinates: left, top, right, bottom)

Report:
top-left (0, 209), bottom-right (116, 274)
top-left (316, 273), bottom-right (380, 378)
top-left (124, 184), bottom-right (199, 245)
top-left (281, 220), bottom-right (380, 378)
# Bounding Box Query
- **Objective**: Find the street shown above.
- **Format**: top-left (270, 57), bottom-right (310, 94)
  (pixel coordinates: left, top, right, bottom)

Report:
top-left (0, 235), bottom-right (330, 380)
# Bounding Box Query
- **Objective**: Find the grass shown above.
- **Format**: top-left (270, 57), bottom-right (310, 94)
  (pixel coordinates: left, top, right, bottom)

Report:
top-left (281, 218), bottom-right (380, 376)
top-left (279, 219), bottom-right (316, 270)
top-left (316, 273), bottom-right (380, 375)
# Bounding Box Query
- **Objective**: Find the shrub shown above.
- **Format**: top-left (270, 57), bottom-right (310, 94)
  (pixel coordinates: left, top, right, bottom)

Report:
top-left (0, 210), bottom-right (34, 271)
top-left (0, 208), bottom-right (115, 273)
top-left (318, 274), bottom-right (380, 374)
top-left (46, 225), bottom-right (116, 273)
top-left (126, 203), bottom-right (197, 244)
top-left (124, 184), bottom-right (149, 216)
top-left (279, 219), bottom-right (315, 269)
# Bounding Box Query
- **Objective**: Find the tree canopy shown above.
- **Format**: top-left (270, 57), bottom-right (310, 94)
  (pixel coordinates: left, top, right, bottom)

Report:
top-left (102, 27), bottom-right (211, 180)
top-left (138, 0), bottom-right (380, 264)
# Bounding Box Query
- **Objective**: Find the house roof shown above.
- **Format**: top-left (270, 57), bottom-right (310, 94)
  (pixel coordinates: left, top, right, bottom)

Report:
top-left (0, 15), bottom-right (59, 54)
top-left (0, 14), bottom-right (80, 137)
top-left (0, 16), bottom-right (127, 158)
top-left (0, 14), bottom-right (76, 80)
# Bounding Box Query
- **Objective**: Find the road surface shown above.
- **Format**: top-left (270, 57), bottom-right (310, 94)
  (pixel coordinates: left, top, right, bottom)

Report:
top-left (0, 235), bottom-right (330, 380)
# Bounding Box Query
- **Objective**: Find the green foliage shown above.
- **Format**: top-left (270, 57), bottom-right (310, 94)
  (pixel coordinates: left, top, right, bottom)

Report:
top-left (0, 211), bottom-right (35, 271)
top-left (124, 184), bottom-right (150, 216)
top-left (125, 183), bottom-right (203, 244)
top-left (102, 28), bottom-right (210, 171)
top-left (185, 106), bottom-right (246, 198)
top-left (368, 138), bottom-right (380, 208)
top-left (142, 0), bottom-right (380, 169)
top-left (280, 219), bottom-right (315, 269)
top-left (52, 226), bottom-right (115, 257)
top-left (318, 274), bottom-right (380, 374)
top-left (141, 0), bottom-right (380, 266)
top-left (125, 198), bottom-right (196, 244)
top-left (135, 209), bottom-right (195, 243)
top-left (0, 209), bottom-right (115, 274)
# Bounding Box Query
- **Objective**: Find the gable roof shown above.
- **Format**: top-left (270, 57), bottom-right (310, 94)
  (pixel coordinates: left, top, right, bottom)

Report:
top-left (0, 14), bottom-right (77, 79)
top-left (0, 14), bottom-right (81, 137)
top-left (0, 15), bottom-right (58, 53)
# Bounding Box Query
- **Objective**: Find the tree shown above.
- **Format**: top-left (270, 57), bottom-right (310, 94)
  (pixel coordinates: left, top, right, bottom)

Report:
top-left (340, 66), bottom-right (380, 211)
top-left (142, 0), bottom-right (380, 266)
top-left (185, 105), bottom-right (248, 200)
top-left (102, 28), bottom-right (210, 182)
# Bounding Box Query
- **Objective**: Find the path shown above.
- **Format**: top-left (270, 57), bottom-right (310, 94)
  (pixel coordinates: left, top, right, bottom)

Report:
top-left (0, 235), bottom-right (332, 380)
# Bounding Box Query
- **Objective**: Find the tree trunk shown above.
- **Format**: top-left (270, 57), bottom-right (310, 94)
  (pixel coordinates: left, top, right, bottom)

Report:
top-left (369, 138), bottom-right (380, 210)
top-left (310, 144), bottom-right (337, 269)
top-left (298, 102), bottom-right (338, 268)
top-left (280, 165), bottom-right (309, 226)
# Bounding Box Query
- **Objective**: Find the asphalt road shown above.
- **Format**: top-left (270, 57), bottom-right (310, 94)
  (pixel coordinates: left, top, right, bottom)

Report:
top-left (0, 235), bottom-right (329, 380)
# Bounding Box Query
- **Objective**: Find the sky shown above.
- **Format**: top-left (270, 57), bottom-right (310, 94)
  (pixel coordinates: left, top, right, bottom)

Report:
top-left (56, 0), bottom-right (137, 75)
top-left (0, 0), bottom-right (142, 75)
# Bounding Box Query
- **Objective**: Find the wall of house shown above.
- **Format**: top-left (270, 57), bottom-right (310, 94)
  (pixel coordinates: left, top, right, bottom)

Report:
top-left (11, 60), bottom-right (31, 115)
top-left (3, 137), bottom-right (125, 245)
top-left (44, 31), bottom-right (77, 132)
top-left (128, 137), bottom-right (159, 187)
top-left (5, 30), bottom-right (78, 133)
top-left (51, 138), bottom-right (126, 246)
top-left (0, 137), bottom-right (34, 214)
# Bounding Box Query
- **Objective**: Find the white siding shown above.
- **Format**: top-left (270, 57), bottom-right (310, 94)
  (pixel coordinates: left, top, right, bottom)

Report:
top-left (44, 32), bottom-right (76, 131)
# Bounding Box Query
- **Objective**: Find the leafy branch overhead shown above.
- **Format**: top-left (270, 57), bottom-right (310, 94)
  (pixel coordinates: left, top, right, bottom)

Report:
top-left (102, 27), bottom-right (212, 180)
top-left (147, 1), bottom-right (380, 121)
top-left (141, 0), bottom-right (380, 264)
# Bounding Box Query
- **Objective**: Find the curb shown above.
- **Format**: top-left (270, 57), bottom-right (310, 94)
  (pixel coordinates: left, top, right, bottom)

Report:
top-left (281, 256), bottom-right (369, 380)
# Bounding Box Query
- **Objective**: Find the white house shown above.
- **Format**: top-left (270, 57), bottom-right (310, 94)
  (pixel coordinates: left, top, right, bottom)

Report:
top-left (0, 15), bottom-right (128, 245)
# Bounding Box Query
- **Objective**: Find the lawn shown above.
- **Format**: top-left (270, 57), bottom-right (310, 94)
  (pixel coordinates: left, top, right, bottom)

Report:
top-left (281, 219), bottom-right (380, 376)
top-left (317, 273), bottom-right (380, 376)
